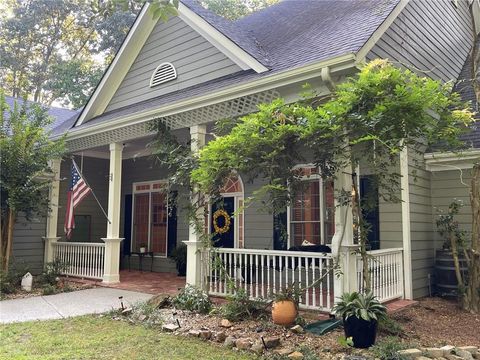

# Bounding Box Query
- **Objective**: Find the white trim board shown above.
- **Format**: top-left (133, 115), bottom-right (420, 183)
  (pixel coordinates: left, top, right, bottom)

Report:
top-left (75, 2), bottom-right (267, 127)
top-left (425, 150), bottom-right (480, 172)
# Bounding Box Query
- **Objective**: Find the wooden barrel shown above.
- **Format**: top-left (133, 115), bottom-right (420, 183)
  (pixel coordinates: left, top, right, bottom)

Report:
top-left (435, 249), bottom-right (468, 297)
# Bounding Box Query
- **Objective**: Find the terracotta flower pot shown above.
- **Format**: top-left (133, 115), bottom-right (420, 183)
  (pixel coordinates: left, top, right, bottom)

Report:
top-left (271, 300), bottom-right (297, 326)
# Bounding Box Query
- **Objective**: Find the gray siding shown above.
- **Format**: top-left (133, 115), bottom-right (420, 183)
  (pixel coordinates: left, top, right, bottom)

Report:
top-left (368, 0), bottom-right (472, 83)
top-left (408, 149), bottom-right (434, 298)
top-left (105, 16), bottom-right (242, 112)
top-left (12, 214), bottom-right (46, 274)
top-left (243, 179), bottom-right (274, 250)
top-left (57, 157), bottom-right (109, 243)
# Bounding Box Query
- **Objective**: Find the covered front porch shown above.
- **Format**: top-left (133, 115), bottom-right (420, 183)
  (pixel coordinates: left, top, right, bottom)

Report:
top-left (43, 91), bottom-right (411, 313)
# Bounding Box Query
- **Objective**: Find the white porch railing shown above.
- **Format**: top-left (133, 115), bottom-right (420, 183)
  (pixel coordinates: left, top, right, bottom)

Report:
top-left (201, 248), bottom-right (335, 312)
top-left (357, 248), bottom-right (404, 303)
top-left (52, 242), bottom-right (105, 280)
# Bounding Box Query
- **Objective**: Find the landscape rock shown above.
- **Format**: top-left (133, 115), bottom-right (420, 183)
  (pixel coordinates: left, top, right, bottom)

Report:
top-left (473, 352), bottom-right (480, 360)
top-left (215, 331), bottom-right (227, 343)
top-left (147, 294), bottom-right (171, 309)
top-left (121, 307), bottom-right (132, 315)
top-left (397, 349), bottom-right (422, 359)
top-left (274, 348), bottom-right (294, 356)
top-left (342, 356), bottom-right (368, 360)
top-left (459, 347), bottom-right (479, 354)
top-left (236, 338), bottom-right (252, 350)
top-left (424, 348), bottom-right (445, 358)
top-left (442, 346), bottom-right (456, 356)
top-left (415, 357), bottom-right (432, 360)
top-left (188, 330), bottom-right (200, 337)
top-left (288, 351), bottom-right (304, 359)
top-left (251, 342), bottom-right (264, 354)
top-left (456, 350), bottom-right (474, 360)
top-left (220, 319), bottom-right (233, 328)
top-left (290, 325), bottom-right (304, 334)
top-left (137, 314), bottom-right (147, 322)
top-left (262, 336), bottom-right (280, 349)
top-left (224, 336), bottom-right (236, 348)
top-left (162, 323), bottom-right (179, 332)
top-left (445, 355), bottom-right (464, 360)
top-left (199, 329), bottom-right (211, 340)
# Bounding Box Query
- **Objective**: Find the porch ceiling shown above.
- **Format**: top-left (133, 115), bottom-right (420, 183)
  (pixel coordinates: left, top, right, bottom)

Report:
top-left (66, 89), bottom-right (279, 153)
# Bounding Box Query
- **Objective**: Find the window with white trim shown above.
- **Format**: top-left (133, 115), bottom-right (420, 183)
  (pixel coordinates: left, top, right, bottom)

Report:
top-left (289, 167), bottom-right (335, 246)
top-left (131, 181), bottom-right (168, 256)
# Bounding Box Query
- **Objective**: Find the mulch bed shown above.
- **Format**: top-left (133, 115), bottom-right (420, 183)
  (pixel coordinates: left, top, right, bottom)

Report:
top-left (388, 297), bottom-right (480, 347)
top-left (0, 281), bottom-right (93, 301)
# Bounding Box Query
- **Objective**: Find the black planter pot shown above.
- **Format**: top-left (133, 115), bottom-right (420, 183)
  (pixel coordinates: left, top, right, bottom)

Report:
top-left (343, 316), bottom-right (378, 348)
top-left (176, 263), bottom-right (187, 277)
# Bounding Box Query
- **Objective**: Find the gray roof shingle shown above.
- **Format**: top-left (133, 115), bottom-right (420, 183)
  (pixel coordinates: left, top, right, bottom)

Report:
top-left (68, 0), bottom-right (400, 134)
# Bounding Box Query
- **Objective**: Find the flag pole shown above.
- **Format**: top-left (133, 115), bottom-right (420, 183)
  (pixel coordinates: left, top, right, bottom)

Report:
top-left (72, 158), bottom-right (111, 224)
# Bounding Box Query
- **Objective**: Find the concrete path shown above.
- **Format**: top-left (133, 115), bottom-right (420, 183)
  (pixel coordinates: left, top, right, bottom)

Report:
top-left (0, 287), bottom-right (152, 324)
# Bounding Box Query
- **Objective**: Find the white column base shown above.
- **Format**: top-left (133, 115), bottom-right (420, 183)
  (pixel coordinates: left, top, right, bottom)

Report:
top-left (101, 238), bottom-right (124, 284)
top-left (183, 240), bottom-right (202, 287)
top-left (43, 237), bottom-right (61, 264)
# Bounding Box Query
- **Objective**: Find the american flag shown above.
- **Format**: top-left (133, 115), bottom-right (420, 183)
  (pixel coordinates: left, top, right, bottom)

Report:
top-left (64, 162), bottom-right (91, 239)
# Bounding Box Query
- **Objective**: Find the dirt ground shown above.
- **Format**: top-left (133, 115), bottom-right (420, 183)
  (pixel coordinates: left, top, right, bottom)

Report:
top-left (130, 296), bottom-right (479, 359)
top-left (388, 297), bottom-right (480, 347)
top-left (0, 281), bottom-right (92, 301)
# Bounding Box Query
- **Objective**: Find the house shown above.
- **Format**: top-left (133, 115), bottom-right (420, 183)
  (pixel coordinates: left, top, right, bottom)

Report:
top-left (41, 0), bottom-right (479, 311)
top-left (3, 96), bottom-right (78, 274)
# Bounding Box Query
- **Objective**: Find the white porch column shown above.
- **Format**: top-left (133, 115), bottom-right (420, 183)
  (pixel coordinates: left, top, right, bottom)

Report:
top-left (43, 158), bottom-right (62, 264)
top-left (101, 143), bottom-right (124, 283)
top-left (331, 164), bottom-right (356, 300)
top-left (400, 147), bottom-right (413, 299)
top-left (184, 125), bottom-right (207, 287)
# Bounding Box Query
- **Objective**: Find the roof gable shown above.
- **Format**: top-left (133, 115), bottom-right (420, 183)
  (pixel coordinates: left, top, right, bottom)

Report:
top-left (105, 16), bottom-right (244, 112)
top-left (75, 2), bottom-right (268, 126)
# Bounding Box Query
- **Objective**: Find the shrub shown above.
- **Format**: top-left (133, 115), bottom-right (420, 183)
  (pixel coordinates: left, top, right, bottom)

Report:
top-left (172, 285), bottom-right (212, 314)
top-left (0, 261), bottom-right (29, 294)
top-left (378, 316), bottom-right (404, 337)
top-left (41, 259), bottom-right (68, 286)
top-left (370, 337), bottom-right (409, 360)
top-left (221, 288), bottom-right (268, 322)
top-left (42, 284), bottom-right (57, 296)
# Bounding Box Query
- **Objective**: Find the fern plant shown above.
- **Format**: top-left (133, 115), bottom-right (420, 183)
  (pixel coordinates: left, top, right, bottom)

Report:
top-left (332, 291), bottom-right (387, 322)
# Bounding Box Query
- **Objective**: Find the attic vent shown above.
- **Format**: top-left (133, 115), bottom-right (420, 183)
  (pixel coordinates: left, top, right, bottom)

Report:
top-left (150, 62), bottom-right (177, 87)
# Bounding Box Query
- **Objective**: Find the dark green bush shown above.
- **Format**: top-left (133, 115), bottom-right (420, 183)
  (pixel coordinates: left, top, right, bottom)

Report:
top-left (0, 261), bottom-right (29, 294)
top-left (370, 337), bottom-right (409, 360)
top-left (41, 259), bottom-right (68, 285)
top-left (42, 284), bottom-right (57, 296)
top-left (172, 285), bottom-right (212, 314)
top-left (221, 288), bottom-right (268, 322)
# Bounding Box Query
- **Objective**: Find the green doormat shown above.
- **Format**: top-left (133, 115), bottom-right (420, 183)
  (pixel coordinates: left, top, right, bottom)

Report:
top-left (304, 318), bottom-right (342, 335)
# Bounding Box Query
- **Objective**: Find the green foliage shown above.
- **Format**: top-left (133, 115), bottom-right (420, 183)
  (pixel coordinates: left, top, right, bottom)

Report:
top-left (200, 0), bottom-right (278, 20)
top-left (436, 199), bottom-right (468, 250)
top-left (0, 261), bottom-right (30, 295)
top-left (221, 288), bottom-right (268, 321)
top-left (170, 244), bottom-right (187, 274)
top-left (370, 337), bottom-right (410, 360)
top-left (191, 60), bottom-right (474, 215)
top-left (378, 316), bottom-right (404, 337)
top-left (42, 284), bottom-right (57, 296)
top-left (41, 259), bottom-right (68, 286)
top-left (272, 285), bottom-right (301, 305)
top-left (172, 285), bottom-right (212, 314)
top-left (337, 336), bottom-right (354, 348)
top-left (0, 93), bottom-right (65, 215)
top-left (332, 291), bottom-right (387, 322)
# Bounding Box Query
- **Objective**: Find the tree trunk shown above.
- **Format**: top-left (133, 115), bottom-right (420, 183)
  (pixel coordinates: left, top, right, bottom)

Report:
top-left (1, 208), bottom-right (15, 272)
top-left (465, 163), bottom-right (480, 313)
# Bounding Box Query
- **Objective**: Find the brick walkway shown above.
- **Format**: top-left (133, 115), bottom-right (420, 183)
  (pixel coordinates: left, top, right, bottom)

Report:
top-left (70, 270), bottom-right (185, 295)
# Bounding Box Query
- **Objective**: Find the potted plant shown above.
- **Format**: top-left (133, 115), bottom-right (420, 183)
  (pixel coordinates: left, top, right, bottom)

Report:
top-left (271, 285), bottom-right (301, 326)
top-left (332, 291), bottom-right (386, 348)
top-left (170, 244), bottom-right (187, 276)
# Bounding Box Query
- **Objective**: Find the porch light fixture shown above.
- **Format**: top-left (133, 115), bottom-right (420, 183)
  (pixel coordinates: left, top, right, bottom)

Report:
top-left (150, 62), bottom-right (177, 87)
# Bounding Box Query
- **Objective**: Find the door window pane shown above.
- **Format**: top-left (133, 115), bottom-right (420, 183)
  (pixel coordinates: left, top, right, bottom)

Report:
top-left (291, 180), bottom-right (321, 246)
top-left (150, 192), bottom-right (167, 255)
top-left (133, 193), bottom-right (149, 252)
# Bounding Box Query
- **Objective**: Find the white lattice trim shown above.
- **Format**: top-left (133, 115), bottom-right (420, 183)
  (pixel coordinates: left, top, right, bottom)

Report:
top-left (67, 90), bottom-right (279, 152)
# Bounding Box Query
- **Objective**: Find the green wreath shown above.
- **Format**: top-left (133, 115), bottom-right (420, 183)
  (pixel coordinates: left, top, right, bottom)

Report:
top-left (213, 209), bottom-right (231, 234)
